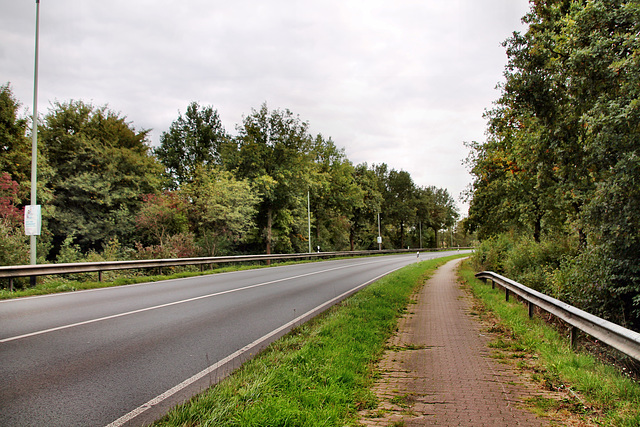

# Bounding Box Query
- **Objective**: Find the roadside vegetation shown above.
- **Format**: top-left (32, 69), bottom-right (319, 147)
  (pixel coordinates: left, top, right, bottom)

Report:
top-left (153, 254), bottom-right (465, 427)
top-left (465, 0), bottom-right (640, 332)
top-left (459, 260), bottom-right (640, 426)
top-left (1, 84), bottom-right (464, 290)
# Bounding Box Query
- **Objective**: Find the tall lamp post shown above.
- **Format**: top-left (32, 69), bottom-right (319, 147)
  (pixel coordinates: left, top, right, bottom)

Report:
top-left (377, 212), bottom-right (382, 250)
top-left (307, 191), bottom-right (311, 253)
top-left (27, 0), bottom-right (41, 272)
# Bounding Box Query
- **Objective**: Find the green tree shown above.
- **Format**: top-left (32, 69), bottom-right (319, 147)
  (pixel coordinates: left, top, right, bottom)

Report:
top-left (228, 103), bottom-right (313, 254)
top-left (308, 134), bottom-right (364, 251)
top-left (466, 0), bottom-right (640, 328)
top-left (42, 101), bottom-right (162, 255)
top-left (0, 83), bottom-right (31, 199)
top-left (414, 186), bottom-right (436, 247)
top-left (349, 163), bottom-right (383, 250)
top-left (375, 165), bottom-right (417, 248)
top-left (155, 102), bottom-right (228, 189)
top-left (182, 166), bottom-right (259, 256)
top-left (428, 186), bottom-right (458, 248)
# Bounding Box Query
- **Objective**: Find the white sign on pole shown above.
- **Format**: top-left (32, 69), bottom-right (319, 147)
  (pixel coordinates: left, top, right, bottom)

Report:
top-left (24, 205), bottom-right (41, 236)
top-left (377, 236), bottom-right (382, 244)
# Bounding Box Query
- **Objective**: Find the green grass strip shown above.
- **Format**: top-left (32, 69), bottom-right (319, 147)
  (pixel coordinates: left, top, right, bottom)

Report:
top-left (459, 260), bottom-right (640, 426)
top-left (154, 254), bottom-right (467, 427)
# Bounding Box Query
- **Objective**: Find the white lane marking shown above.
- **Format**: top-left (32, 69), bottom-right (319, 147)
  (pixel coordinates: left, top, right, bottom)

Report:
top-left (0, 258), bottom-right (405, 344)
top-left (0, 256), bottom-right (365, 304)
top-left (105, 266), bottom-right (405, 427)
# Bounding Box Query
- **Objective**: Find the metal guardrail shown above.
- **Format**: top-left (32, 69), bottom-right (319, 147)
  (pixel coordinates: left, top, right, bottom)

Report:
top-left (0, 247), bottom-right (471, 282)
top-left (475, 271), bottom-right (640, 362)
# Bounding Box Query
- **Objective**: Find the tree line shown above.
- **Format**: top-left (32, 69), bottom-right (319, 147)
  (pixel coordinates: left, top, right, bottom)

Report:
top-left (465, 0), bottom-right (640, 330)
top-left (0, 88), bottom-right (460, 272)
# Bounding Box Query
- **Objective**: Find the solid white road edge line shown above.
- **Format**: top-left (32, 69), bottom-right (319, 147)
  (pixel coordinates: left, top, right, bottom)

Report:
top-left (0, 258), bottom-right (394, 344)
top-left (105, 265), bottom-right (405, 427)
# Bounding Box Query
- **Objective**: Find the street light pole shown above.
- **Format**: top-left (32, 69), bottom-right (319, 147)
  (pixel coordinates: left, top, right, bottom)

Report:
top-left (30, 0), bottom-right (41, 267)
top-left (307, 190), bottom-right (311, 253)
top-left (377, 212), bottom-right (381, 250)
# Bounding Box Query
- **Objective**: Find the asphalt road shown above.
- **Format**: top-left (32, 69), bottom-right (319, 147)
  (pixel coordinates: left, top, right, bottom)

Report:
top-left (0, 251), bottom-right (466, 427)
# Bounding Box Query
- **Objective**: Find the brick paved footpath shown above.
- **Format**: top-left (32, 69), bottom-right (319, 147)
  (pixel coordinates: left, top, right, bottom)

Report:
top-left (359, 258), bottom-right (549, 426)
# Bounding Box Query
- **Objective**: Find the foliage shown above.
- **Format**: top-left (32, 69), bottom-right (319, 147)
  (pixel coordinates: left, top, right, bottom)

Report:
top-left (0, 83), bottom-right (31, 200)
top-left (155, 102), bottom-right (229, 189)
top-left (136, 191), bottom-right (189, 246)
top-left (134, 232), bottom-right (200, 260)
top-left (41, 101), bottom-right (163, 255)
top-left (466, 0), bottom-right (640, 329)
top-left (0, 172), bottom-right (22, 226)
top-left (0, 221), bottom-right (29, 269)
top-left (471, 233), bottom-right (640, 330)
top-left (183, 166), bottom-right (259, 255)
top-left (228, 103), bottom-right (315, 254)
top-left (0, 173), bottom-right (28, 269)
top-left (549, 246), bottom-right (628, 325)
top-left (348, 163), bottom-right (383, 250)
top-left (1, 83), bottom-right (461, 286)
top-left (309, 135), bottom-right (364, 251)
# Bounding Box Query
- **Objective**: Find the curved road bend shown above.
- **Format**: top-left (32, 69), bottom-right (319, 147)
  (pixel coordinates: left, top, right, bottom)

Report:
top-left (0, 251), bottom-right (468, 427)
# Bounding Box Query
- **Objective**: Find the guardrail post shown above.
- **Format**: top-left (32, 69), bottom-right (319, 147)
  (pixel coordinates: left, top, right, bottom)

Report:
top-left (570, 326), bottom-right (578, 348)
top-left (491, 279), bottom-right (495, 290)
top-left (505, 288), bottom-right (510, 302)
top-left (9, 277), bottom-right (14, 292)
top-left (98, 271), bottom-right (103, 282)
top-left (528, 301), bottom-right (534, 318)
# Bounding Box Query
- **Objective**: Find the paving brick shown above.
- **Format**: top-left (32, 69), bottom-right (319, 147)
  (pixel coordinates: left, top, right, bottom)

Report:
top-left (359, 259), bottom-right (549, 426)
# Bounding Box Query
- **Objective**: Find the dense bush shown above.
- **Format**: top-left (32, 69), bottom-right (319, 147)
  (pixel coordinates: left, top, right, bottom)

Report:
top-left (472, 234), bottom-right (514, 274)
top-left (473, 234), bottom-right (639, 332)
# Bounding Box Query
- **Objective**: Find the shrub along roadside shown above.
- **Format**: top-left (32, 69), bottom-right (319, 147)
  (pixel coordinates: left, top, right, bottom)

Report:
top-left (471, 234), bottom-right (639, 332)
top-left (459, 260), bottom-right (640, 426)
top-left (153, 254), bottom-right (466, 427)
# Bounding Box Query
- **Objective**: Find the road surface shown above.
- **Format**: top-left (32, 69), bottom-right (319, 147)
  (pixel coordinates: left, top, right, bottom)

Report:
top-left (0, 251), bottom-right (466, 426)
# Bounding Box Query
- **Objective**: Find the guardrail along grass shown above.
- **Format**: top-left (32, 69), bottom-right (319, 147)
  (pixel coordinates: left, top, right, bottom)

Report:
top-left (459, 260), bottom-right (640, 426)
top-left (0, 259), bottom-right (339, 300)
top-left (154, 254), bottom-right (467, 427)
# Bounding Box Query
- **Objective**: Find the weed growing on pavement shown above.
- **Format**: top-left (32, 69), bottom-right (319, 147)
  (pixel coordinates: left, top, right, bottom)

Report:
top-left (459, 260), bottom-right (640, 426)
top-left (154, 255), bottom-right (467, 427)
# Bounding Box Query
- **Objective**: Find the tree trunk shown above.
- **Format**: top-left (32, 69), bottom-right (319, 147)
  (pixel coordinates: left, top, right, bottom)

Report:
top-left (349, 227), bottom-right (355, 251)
top-left (533, 214), bottom-right (542, 243)
top-left (266, 205), bottom-right (273, 265)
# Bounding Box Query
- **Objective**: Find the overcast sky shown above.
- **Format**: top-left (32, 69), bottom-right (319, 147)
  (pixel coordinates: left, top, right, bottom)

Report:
top-left (1, 0), bottom-right (530, 215)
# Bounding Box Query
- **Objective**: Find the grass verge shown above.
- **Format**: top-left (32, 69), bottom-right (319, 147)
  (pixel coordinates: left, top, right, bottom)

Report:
top-left (154, 254), bottom-right (467, 427)
top-left (458, 259), bottom-right (640, 426)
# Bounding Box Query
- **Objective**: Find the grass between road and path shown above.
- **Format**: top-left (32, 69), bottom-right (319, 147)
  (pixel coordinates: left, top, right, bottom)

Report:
top-left (458, 259), bottom-right (640, 426)
top-left (153, 254), bottom-right (467, 427)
